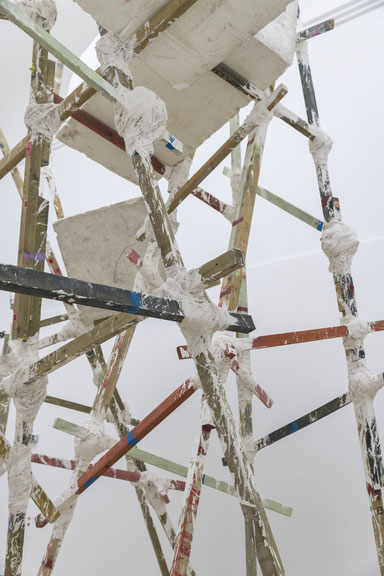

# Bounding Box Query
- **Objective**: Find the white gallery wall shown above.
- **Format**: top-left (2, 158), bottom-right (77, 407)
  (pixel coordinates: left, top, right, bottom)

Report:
top-left (0, 1), bottom-right (384, 574)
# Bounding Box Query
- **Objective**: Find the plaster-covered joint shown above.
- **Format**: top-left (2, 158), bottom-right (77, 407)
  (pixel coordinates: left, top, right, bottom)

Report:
top-left (7, 441), bottom-right (32, 513)
top-left (156, 267), bottom-right (232, 358)
top-left (241, 435), bottom-right (258, 463)
top-left (17, 0), bottom-right (57, 30)
top-left (24, 99), bottom-right (61, 143)
top-left (96, 32), bottom-right (134, 80)
top-left (74, 419), bottom-right (115, 466)
top-left (166, 157), bottom-right (193, 204)
top-left (134, 471), bottom-right (172, 516)
top-left (321, 217), bottom-right (359, 275)
top-left (309, 126), bottom-right (333, 164)
top-left (341, 315), bottom-right (371, 351)
top-left (348, 360), bottom-right (383, 403)
top-left (114, 85), bottom-right (168, 159)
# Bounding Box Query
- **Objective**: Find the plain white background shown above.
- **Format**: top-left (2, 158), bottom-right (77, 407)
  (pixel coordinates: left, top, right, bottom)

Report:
top-left (0, 1), bottom-right (384, 574)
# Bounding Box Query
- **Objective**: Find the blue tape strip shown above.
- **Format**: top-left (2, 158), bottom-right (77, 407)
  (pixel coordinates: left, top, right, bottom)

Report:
top-left (202, 474), bottom-right (206, 485)
top-left (165, 142), bottom-right (175, 151)
top-left (317, 221), bottom-right (324, 231)
top-left (127, 431), bottom-right (139, 446)
top-left (291, 421), bottom-right (298, 432)
top-left (84, 476), bottom-right (99, 489)
top-left (124, 291), bottom-right (142, 315)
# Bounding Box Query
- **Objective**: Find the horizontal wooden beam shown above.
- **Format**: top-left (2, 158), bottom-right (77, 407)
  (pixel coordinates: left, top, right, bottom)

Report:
top-left (45, 395), bottom-right (91, 414)
top-left (0, 263), bottom-right (184, 322)
top-left (0, 263), bottom-right (255, 335)
top-left (257, 187), bottom-right (323, 231)
top-left (198, 249), bottom-right (244, 288)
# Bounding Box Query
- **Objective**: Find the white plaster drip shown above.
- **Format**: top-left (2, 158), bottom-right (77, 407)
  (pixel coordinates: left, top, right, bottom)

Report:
top-left (341, 315), bottom-right (371, 351)
top-left (156, 267), bottom-right (232, 358)
top-left (236, 365), bottom-right (258, 404)
top-left (95, 32), bottom-right (135, 81)
top-left (24, 98), bottom-right (61, 143)
top-left (74, 419), bottom-right (115, 467)
top-left (107, 401), bottom-right (132, 428)
top-left (166, 157), bottom-right (193, 207)
top-left (15, 0), bottom-right (57, 30)
top-left (7, 441), bottom-right (32, 513)
top-left (114, 85), bottom-right (168, 159)
top-left (348, 360), bottom-right (383, 403)
top-left (56, 316), bottom-right (85, 341)
top-left (321, 217), bottom-right (359, 275)
top-left (308, 126), bottom-right (333, 164)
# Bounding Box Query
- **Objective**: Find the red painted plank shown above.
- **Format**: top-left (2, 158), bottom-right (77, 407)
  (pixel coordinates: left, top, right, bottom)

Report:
top-left (76, 379), bottom-right (196, 495)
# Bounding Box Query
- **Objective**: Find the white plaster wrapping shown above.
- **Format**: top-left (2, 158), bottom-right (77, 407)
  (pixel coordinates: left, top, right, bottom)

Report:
top-left (0, 457), bottom-right (6, 478)
top-left (135, 471), bottom-right (171, 517)
top-left (16, 0), bottom-right (57, 30)
top-left (341, 315), bottom-right (371, 350)
top-left (242, 435), bottom-right (258, 462)
top-left (156, 267), bottom-right (232, 358)
top-left (243, 96), bottom-right (274, 144)
top-left (74, 419), bottom-right (115, 466)
top-left (114, 85), bottom-right (168, 158)
top-left (211, 333), bottom-right (236, 382)
top-left (309, 126), bottom-right (333, 164)
top-left (321, 218), bottom-right (359, 275)
top-left (7, 442), bottom-right (32, 513)
top-left (230, 167), bottom-right (242, 204)
top-left (24, 99), bottom-right (61, 143)
top-left (348, 361), bottom-right (383, 403)
top-left (52, 497), bottom-right (76, 540)
top-left (166, 157), bottom-right (192, 204)
top-left (96, 32), bottom-right (134, 79)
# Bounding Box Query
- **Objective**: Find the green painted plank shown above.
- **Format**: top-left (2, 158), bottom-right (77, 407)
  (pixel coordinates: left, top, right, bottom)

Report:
top-left (257, 187), bottom-right (324, 231)
top-left (0, 0), bottom-right (116, 103)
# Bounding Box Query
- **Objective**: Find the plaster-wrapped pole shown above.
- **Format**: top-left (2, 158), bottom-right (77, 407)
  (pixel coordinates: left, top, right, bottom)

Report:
top-left (296, 28), bottom-right (384, 573)
top-left (170, 397), bottom-right (213, 576)
top-left (102, 37), bottom-right (285, 571)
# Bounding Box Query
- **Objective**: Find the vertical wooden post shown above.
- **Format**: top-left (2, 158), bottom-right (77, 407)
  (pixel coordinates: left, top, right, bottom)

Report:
top-left (12, 44), bottom-right (51, 341)
top-left (296, 35), bottom-right (384, 574)
top-left (170, 398), bottom-right (213, 576)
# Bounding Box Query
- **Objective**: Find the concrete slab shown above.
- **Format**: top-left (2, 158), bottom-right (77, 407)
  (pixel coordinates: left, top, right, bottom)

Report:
top-left (58, 1), bottom-right (297, 180)
top-left (54, 197), bottom-right (148, 324)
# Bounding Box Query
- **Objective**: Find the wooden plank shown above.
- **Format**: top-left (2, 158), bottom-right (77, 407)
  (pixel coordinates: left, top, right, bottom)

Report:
top-left (40, 314), bottom-right (69, 328)
top-left (255, 393), bottom-right (352, 450)
top-left (76, 379), bottom-right (197, 494)
top-left (257, 187), bottom-right (324, 231)
top-left (297, 35), bottom-right (384, 574)
top-left (0, 263), bottom-right (184, 322)
top-left (170, 400), bottom-right (212, 575)
top-left (44, 395), bottom-right (91, 414)
top-left (0, 0), bottom-right (116, 102)
top-left (133, 0), bottom-right (199, 53)
top-left (198, 249), bottom-right (244, 288)
top-left (167, 84), bottom-right (287, 213)
top-left (0, 127), bottom-right (24, 194)
top-left (297, 19), bottom-right (334, 41)
top-left (27, 313), bottom-right (142, 383)
top-left (12, 41), bottom-right (49, 341)
top-left (0, 263), bottom-right (255, 333)
top-left (0, 136), bottom-right (29, 180)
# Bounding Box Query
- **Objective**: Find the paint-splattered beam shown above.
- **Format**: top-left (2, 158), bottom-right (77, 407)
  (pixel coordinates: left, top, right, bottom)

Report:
top-left (176, 321), bottom-right (384, 358)
top-left (297, 19), bottom-right (335, 42)
top-left (76, 379), bottom-right (197, 495)
top-left (255, 392), bottom-right (351, 450)
top-left (31, 453), bottom-right (185, 490)
top-left (167, 84), bottom-right (287, 213)
top-left (0, 263), bottom-right (183, 322)
top-left (257, 187), bottom-right (324, 231)
top-left (0, 263), bottom-right (255, 334)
